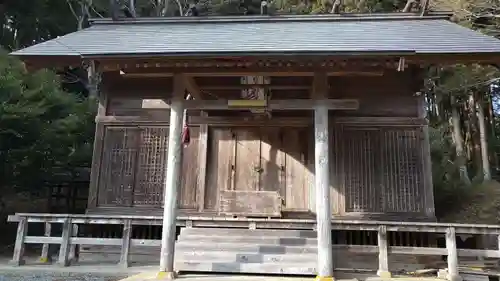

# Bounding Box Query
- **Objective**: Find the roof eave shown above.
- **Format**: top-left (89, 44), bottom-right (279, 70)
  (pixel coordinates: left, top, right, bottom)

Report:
top-left (89, 11), bottom-right (454, 25)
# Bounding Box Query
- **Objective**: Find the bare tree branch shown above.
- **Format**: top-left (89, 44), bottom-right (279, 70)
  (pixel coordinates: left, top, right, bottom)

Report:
top-left (66, 0), bottom-right (79, 21)
top-left (403, 0), bottom-right (416, 12)
top-left (330, 0), bottom-right (341, 13)
top-left (90, 4), bottom-right (104, 17)
top-left (129, 0), bottom-right (137, 17)
top-left (420, 0), bottom-right (430, 15)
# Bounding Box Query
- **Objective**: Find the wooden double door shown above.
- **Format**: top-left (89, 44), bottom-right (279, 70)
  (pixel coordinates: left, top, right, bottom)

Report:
top-left (213, 127), bottom-right (311, 217)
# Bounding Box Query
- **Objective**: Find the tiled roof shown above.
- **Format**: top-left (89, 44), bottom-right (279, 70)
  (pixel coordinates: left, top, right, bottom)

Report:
top-left (11, 13), bottom-right (500, 58)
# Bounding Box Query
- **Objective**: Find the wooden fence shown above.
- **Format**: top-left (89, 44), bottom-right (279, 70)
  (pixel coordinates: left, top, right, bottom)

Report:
top-left (7, 213), bottom-right (500, 279)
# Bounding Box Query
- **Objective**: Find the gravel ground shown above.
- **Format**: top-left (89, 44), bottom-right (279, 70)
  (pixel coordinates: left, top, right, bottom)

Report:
top-left (0, 272), bottom-right (127, 281)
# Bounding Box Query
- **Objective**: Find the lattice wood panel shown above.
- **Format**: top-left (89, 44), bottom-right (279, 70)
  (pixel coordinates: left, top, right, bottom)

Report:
top-left (340, 128), bottom-right (381, 213)
top-left (338, 125), bottom-right (426, 214)
top-left (133, 126), bottom-right (169, 206)
top-left (97, 127), bottom-right (140, 207)
top-left (97, 125), bottom-right (200, 209)
top-left (380, 128), bottom-right (425, 213)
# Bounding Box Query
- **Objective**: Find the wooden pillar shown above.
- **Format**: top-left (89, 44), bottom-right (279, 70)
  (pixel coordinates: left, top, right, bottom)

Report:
top-left (158, 74), bottom-right (184, 279)
top-left (197, 111), bottom-right (208, 212)
top-left (313, 72), bottom-right (333, 280)
top-left (446, 227), bottom-right (462, 281)
top-left (9, 217), bottom-right (27, 266)
top-left (40, 222), bottom-right (51, 263)
top-left (119, 220), bottom-right (132, 268)
top-left (87, 64), bottom-right (105, 209)
top-left (57, 218), bottom-right (72, 267)
top-left (419, 96), bottom-right (435, 218)
top-left (377, 226), bottom-right (391, 278)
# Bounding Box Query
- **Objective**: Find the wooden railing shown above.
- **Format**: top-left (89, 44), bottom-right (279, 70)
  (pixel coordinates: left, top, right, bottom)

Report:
top-left (8, 213), bottom-right (500, 280)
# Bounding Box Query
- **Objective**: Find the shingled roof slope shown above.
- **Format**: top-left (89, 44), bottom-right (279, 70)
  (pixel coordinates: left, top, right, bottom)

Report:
top-left (11, 13), bottom-right (500, 58)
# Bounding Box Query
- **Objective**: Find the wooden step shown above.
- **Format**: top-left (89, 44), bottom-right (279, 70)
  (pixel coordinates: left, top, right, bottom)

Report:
top-left (174, 261), bottom-right (318, 275)
top-left (175, 251), bottom-right (317, 263)
top-left (178, 234), bottom-right (317, 246)
top-left (175, 241), bottom-right (318, 254)
top-left (180, 227), bottom-right (317, 238)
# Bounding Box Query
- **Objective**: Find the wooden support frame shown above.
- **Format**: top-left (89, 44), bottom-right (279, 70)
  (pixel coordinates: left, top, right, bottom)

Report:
top-left (57, 218), bottom-right (72, 267)
top-left (40, 222), bottom-right (51, 263)
top-left (418, 96), bottom-right (436, 218)
top-left (183, 99), bottom-right (359, 110)
top-left (377, 226), bottom-right (391, 278)
top-left (445, 227), bottom-right (462, 281)
top-left (9, 217), bottom-right (27, 266)
top-left (312, 72), bottom-right (334, 278)
top-left (96, 116), bottom-right (312, 127)
top-left (87, 82), bottom-right (107, 209)
top-left (197, 112), bottom-right (209, 212)
top-left (159, 74), bottom-right (184, 275)
top-left (118, 66), bottom-right (386, 78)
top-left (119, 220), bottom-right (132, 268)
top-left (9, 213), bottom-right (500, 279)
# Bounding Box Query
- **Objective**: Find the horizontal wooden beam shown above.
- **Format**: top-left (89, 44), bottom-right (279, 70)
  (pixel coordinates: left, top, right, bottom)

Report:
top-left (184, 99), bottom-right (359, 110)
top-left (336, 116), bottom-right (428, 125)
top-left (201, 85), bottom-right (311, 91)
top-left (121, 70), bottom-right (383, 78)
top-left (10, 213), bottom-right (500, 234)
top-left (96, 115), bottom-right (311, 127)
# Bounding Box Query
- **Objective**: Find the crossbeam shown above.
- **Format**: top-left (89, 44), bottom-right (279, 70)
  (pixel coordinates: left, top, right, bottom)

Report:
top-left (184, 99), bottom-right (359, 110)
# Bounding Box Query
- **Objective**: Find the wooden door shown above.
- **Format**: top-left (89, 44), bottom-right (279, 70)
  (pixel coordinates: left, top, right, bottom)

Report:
top-left (219, 128), bottom-right (282, 217)
top-left (281, 128), bottom-right (310, 212)
top-left (233, 129), bottom-right (261, 191)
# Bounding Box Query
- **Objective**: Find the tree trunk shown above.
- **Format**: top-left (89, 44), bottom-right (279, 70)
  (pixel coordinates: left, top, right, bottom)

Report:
top-left (477, 93), bottom-right (492, 181)
top-left (469, 93), bottom-right (483, 180)
top-left (129, 0), bottom-right (137, 17)
top-left (451, 95), bottom-right (471, 184)
top-left (487, 90), bottom-right (498, 171)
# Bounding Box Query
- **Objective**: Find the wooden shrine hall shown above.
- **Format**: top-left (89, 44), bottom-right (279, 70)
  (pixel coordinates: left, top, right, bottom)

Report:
top-left (9, 11), bottom-right (500, 281)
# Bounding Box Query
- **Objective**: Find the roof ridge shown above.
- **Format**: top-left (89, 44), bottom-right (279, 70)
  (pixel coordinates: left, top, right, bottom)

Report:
top-left (89, 11), bottom-right (453, 25)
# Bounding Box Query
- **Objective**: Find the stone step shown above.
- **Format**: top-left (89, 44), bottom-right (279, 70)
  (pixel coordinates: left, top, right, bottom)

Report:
top-left (174, 261), bottom-right (317, 275)
top-left (175, 251), bottom-right (317, 263)
top-left (180, 227), bottom-right (317, 238)
top-left (178, 234), bottom-right (317, 246)
top-left (175, 241), bottom-right (317, 254)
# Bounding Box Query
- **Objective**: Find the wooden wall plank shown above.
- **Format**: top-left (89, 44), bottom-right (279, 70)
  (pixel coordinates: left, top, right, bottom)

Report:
top-left (282, 128), bottom-right (309, 211)
top-left (180, 128), bottom-right (200, 210)
top-left (233, 129), bottom-right (261, 192)
top-left (259, 128), bottom-right (283, 194)
top-left (196, 113), bottom-right (209, 212)
top-left (88, 90), bottom-right (108, 209)
top-left (205, 128), bottom-right (234, 211)
top-left (332, 73), bottom-right (419, 117)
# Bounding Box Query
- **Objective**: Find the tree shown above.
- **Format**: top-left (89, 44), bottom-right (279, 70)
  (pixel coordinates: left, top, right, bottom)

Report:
top-left (0, 49), bottom-right (95, 205)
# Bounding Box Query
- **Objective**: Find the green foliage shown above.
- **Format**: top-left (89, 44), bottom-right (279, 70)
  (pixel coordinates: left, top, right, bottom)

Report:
top-left (0, 49), bottom-right (96, 196)
top-left (429, 125), bottom-right (469, 217)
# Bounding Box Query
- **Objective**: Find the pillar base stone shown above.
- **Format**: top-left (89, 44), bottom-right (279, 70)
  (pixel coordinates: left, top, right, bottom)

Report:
top-left (314, 276), bottom-right (334, 281)
top-left (8, 259), bottom-right (25, 266)
top-left (39, 257), bottom-right (51, 263)
top-left (438, 269), bottom-right (462, 281)
top-left (156, 271), bottom-right (177, 280)
top-left (376, 270), bottom-right (392, 278)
